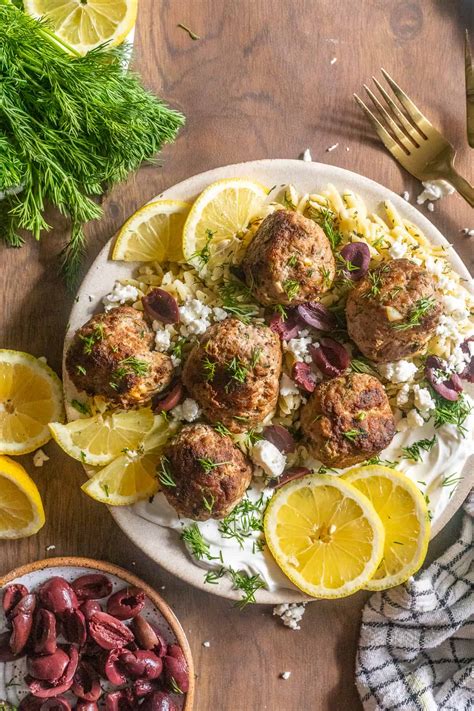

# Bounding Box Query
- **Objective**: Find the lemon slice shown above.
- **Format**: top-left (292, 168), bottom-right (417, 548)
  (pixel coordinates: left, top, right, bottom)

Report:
top-left (344, 465), bottom-right (430, 590)
top-left (182, 178), bottom-right (268, 267)
top-left (264, 474), bottom-right (384, 598)
top-left (81, 414), bottom-right (176, 505)
top-left (0, 350), bottom-right (64, 456)
top-left (24, 0), bottom-right (138, 55)
top-left (49, 408), bottom-right (154, 466)
top-left (0, 456), bottom-right (45, 539)
top-left (112, 200), bottom-right (191, 264)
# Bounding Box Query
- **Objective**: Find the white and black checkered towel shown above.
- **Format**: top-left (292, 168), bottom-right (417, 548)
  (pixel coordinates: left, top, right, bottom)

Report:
top-left (356, 492), bottom-right (474, 711)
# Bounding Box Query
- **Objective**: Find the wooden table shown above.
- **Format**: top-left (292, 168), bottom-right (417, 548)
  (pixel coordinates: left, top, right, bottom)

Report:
top-left (1, 2), bottom-right (473, 709)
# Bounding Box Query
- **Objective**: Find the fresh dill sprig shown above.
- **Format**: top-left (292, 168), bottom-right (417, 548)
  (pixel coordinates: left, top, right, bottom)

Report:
top-left (158, 457), bottom-right (176, 488)
top-left (204, 567), bottom-right (226, 585)
top-left (363, 455), bottom-right (399, 468)
top-left (219, 280), bottom-right (259, 322)
top-left (273, 304), bottom-right (288, 319)
top-left (218, 495), bottom-right (267, 548)
top-left (170, 337), bottom-right (187, 361)
top-left (441, 472), bottom-right (463, 496)
top-left (79, 323), bottom-right (104, 355)
top-left (202, 493), bottom-right (216, 514)
top-left (181, 524), bottom-right (211, 560)
top-left (243, 429), bottom-right (263, 448)
top-left (228, 568), bottom-right (266, 609)
top-left (198, 458), bottom-right (232, 474)
top-left (169, 677), bottom-right (184, 694)
top-left (364, 265), bottom-right (389, 299)
top-left (225, 356), bottom-right (249, 390)
top-left (432, 391), bottom-right (472, 436)
top-left (309, 207), bottom-right (343, 250)
top-left (286, 254), bottom-right (299, 267)
top-left (402, 436), bottom-right (436, 462)
top-left (392, 298), bottom-right (436, 331)
top-left (282, 279), bottom-right (300, 301)
top-left (189, 229), bottom-right (215, 268)
top-left (214, 422), bottom-right (232, 437)
top-left (110, 356), bottom-right (149, 390)
top-left (343, 428), bottom-right (366, 442)
top-left (202, 356), bottom-right (217, 382)
top-left (350, 358), bottom-right (378, 377)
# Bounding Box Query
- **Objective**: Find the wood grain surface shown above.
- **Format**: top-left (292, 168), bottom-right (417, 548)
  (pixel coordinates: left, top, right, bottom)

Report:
top-left (1, 2), bottom-right (473, 709)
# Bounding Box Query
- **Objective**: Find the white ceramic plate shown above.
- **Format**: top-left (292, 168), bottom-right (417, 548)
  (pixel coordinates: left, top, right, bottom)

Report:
top-left (64, 159), bottom-right (473, 604)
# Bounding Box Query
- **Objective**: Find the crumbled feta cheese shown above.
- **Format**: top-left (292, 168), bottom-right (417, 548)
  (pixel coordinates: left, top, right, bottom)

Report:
top-left (424, 256), bottom-right (445, 277)
top-left (154, 328), bottom-right (172, 352)
top-left (445, 345), bottom-right (471, 375)
top-left (412, 385), bottom-right (435, 414)
top-left (171, 355), bottom-right (182, 369)
top-left (396, 384), bottom-right (410, 407)
top-left (378, 360), bottom-right (418, 384)
top-left (252, 440), bottom-right (286, 478)
top-left (45, 544), bottom-right (56, 552)
top-left (302, 148), bottom-right (312, 162)
top-left (103, 282), bottom-right (139, 310)
top-left (280, 671), bottom-right (292, 680)
top-left (388, 238), bottom-right (407, 259)
top-left (202, 641), bottom-right (211, 648)
top-left (273, 602), bottom-right (306, 630)
top-left (416, 180), bottom-right (455, 205)
top-left (212, 307), bottom-right (228, 322)
top-left (171, 398), bottom-right (201, 422)
top-left (402, 191), bottom-right (410, 201)
top-left (326, 143), bottom-right (339, 152)
top-left (407, 409), bottom-right (424, 427)
top-left (179, 299), bottom-right (212, 336)
top-left (285, 331), bottom-right (313, 364)
top-left (330, 57), bottom-right (337, 65)
top-left (279, 374), bottom-right (299, 396)
top-left (436, 314), bottom-right (464, 346)
top-left (441, 295), bottom-right (469, 320)
top-left (33, 449), bottom-right (49, 467)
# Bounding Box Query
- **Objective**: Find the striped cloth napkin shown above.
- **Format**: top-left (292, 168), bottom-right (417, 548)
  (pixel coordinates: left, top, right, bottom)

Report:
top-left (356, 492), bottom-right (473, 711)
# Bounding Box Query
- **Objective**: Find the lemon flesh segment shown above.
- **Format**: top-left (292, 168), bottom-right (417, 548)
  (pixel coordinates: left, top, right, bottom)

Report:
top-left (344, 465), bottom-right (430, 590)
top-left (264, 475), bottom-right (385, 598)
top-left (0, 456), bottom-right (45, 539)
top-left (81, 414), bottom-right (176, 505)
top-left (182, 178), bottom-right (268, 267)
top-left (49, 408), bottom-right (154, 466)
top-left (112, 200), bottom-right (191, 264)
top-left (24, 0), bottom-right (138, 55)
top-left (0, 350), bottom-right (64, 455)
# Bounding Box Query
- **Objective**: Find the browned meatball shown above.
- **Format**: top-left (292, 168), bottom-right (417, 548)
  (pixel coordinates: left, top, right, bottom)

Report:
top-left (182, 318), bottom-right (282, 433)
top-left (66, 306), bottom-right (173, 408)
top-left (241, 209), bottom-right (336, 306)
top-left (300, 373), bottom-right (396, 468)
top-left (346, 259), bottom-right (442, 363)
top-left (160, 424), bottom-right (253, 520)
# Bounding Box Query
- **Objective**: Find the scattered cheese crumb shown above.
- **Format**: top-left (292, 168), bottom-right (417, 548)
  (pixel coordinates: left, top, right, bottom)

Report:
top-left (427, 202), bottom-right (434, 212)
top-left (273, 602), bottom-right (306, 630)
top-left (33, 449), bottom-right (49, 467)
top-left (402, 191), bottom-right (410, 201)
top-left (251, 440), bottom-right (286, 478)
top-left (388, 238), bottom-right (408, 259)
top-left (412, 384), bottom-right (436, 414)
top-left (202, 641), bottom-right (211, 648)
top-left (302, 148), bottom-right (312, 162)
top-left (378, 360), bottom-right (418, 384)
top-left (345, 147), bottom-right (350, 152)
top-left (280, 671), bottom-right (292, 680)
top-left (45, 545), bottom-right (56, 551)
top-left (326, 143), bottom-right (339, 152)
top-left (103, 282), bottom-right (140, 310)
top-left (171, 398), bottom-right (201, 423)
top-left (460, 228), bottom-right (474, 237)
top-left (330, 57), bottom-right (337, 65)
top-left (416, 180), bottom-right (454, 205)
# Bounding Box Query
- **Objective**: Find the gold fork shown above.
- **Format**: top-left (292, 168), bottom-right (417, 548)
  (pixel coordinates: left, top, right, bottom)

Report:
top-left (354, 69), bottom-right (474, 207)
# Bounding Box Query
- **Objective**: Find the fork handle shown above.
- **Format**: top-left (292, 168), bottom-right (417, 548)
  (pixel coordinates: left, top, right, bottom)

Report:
top-left (445, 169), bottom-right (474, 207)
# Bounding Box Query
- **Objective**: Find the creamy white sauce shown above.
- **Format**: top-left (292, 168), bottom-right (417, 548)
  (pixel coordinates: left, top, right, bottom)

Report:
top-left (134, 400), bottom-right (474, 593)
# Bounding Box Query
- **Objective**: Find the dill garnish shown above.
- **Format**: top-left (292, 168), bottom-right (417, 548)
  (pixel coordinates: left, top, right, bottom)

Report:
top-left (79, 323), bottom-right (104, 355)
top-left (392, 298), bottom-right (436, 331)
top-left (343, 428), bottom-right (366, 442)
top-left (204, 567), bottom-right (226, 585)
top-left (218, 495), bottom-right (267, 548)
top-left (351, 358), bottom-right (378, 377)
top-left (364, 265), bottom-right (389, 299)
top-left (225, 356), bottom-right (249, 390)
top-left (432, 391), bottom-right (472, 436)
top-left (202, 493), bottom-right (216, 514)
top-left (189, 229), bottom-right (215, 268)
top-left (158, 457), bottom-right (176, 488)
top-left (202, 356), bottom-right (217, 382)
top-left (111, 356), bottom-right (149, 386)
top-left (70, 399), bottom-right (91, 416)
top-left (402, 436), bottom-right (436, 462)
top-left (181, 524), bottom-right (211, 560)
top-left (197, 458), bottom-right (232, 473)
top-left (214, 422), bottom-right (232, 437)
top-left (169, 677), bottom-right (184, 694)
top-left (442, 473), bottom-right (463, 496)
top-left (243, 429), bottom-right (263, 447)
top-left (219, 279), bottom-right (259, 322)
top-left (363, 455), bottom-right (399, 468)
top-left (228, 568), bottom-right (266, 609)
top-left (282, 279), bottom-right (300, 301)
top-left (287, 254), bottom-right (299, 267)
top-left (310, 207), bottom-right (343, 250)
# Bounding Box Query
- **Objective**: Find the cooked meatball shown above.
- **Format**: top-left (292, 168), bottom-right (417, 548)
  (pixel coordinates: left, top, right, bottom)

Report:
top-left (182, 317), bottom-right (282, 433)
top-left (66, 306), bottom-right (173, 408)
top-left (346, 259), bottom-right (442, 363)
top-left (300, 373), bottom-right (396, 468)
top-left (160, 424), bottom-right (253, 520)
top-left (241, 209), bottom-right (336, 306)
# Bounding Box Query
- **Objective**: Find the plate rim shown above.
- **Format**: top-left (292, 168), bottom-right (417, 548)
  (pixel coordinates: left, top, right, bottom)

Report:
top-left (64, 158), bottom-right (473, 605)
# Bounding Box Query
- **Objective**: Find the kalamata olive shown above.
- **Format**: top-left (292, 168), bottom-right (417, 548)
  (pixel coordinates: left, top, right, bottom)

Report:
top-left (131, 615), bottom-right (158, 651)
top-left (339, 242), bottom-right (371, 280)
top-left (3, 583), bottom-right (28, 617)
top-left (425, 356), bottom-right (463, 401)
top-left (71, 661), bottom-right (101, 701)
top-left (310, 338), bottom-right (350, 378)
top-left (0, 630), bottom-right (21, 661)
top-left (79, 600), bottom-right (101, 621)
top-left (142, 289), bottom-right (180, 325)
top-left (104, 648), bottom-right (127, 686)
top-left (72, 574), bottom-right (112, 601)
top-left (75, 703), bottom-right (98, 711)
top-left (104, 689), bottom-right (135, 711)
top-left (106, 587), bottom-right (145, 620)
top-left (141, 692), bottom-right (178, 711)
top-left (10, 593), bottom-right (37, 655)
top-left (269, 311), bottom-right (300, 341)
top-left (32, 609), bottom-right (57, 655)
top-left (460, 337), bottom-right (474, 383)
top-left (296, 303), bottom-right (337, 331)
top-left (134, 678), bottom-right (157, 698)
top-left (270, 467), bottom-right (312, 489)
top-left (263, 425), bottom-right (295, 453)
top-left (39, 699), bottom-right (71, 711)
top-left (27, 646), bottom-right (79, 698)
top-left (292, 362), bottom-right (317, 393)
top-left (121, 649), bottom-right (163, 680)
top-left (89, 611), bottom-right (134, 650)
top-left (63, 609), bottom-right (87, 646)
top-left (19, 696), bottom-right (43, 710)
top-left (28, 649), bottom-right (70, 682)
top-left (38, 578), bottom-right (78, 615)
top-left (152, 382), bottom-right (184, 413)
top-left (163, 644), bottom-right (189, 693)
top-left (12, 592), bottom-right (37, 616)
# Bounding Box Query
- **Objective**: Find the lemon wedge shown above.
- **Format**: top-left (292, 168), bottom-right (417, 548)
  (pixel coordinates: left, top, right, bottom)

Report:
top-left (49, 408), bottom-right (154, 466)
top-left (344, 465), bottom-right (430, 590)
top-left (182, 178), bottom-right (268, 268)
top-left (0, 350), bottom-right (64, 456)
top-left (81, 414), bottom-right (176, 505)
top-left (24, 0), bottom-right (138, 55)
top-left (112, 200), bottom-right (191, 264)
top-left (264, 474), bottom-right (384, 598)
top-left (0, 456), bottom-right (45, 539)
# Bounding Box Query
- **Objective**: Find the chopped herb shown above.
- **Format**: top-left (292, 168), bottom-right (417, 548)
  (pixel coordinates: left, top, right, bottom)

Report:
top-left (273, 304), bottom-right (288, 319)
top-left (198, 458), bottom-right (232, 474)
top-left (319, 265), bottom-right (332, 287)
top-left (204, 567), bottom-right (226, 585)
top-left (393, 541), bottom-right (404, 546)
top-left (287, 254), bottom-right (298, 268)
top-left (355, 412), bottom-right (367, 421)
top-left (202, 493), bottom-right (216, 514)
top-left (218, 494), bottom-right (267, 548)
top-left (202, 356), bottom-right (217, 382)
top-left (225, 356), bottom-right (249, 390)
top-left (181, 524), bottom-right (211, 560)
top-left (282, 279), bottom-right (300, 301)
top-left (424, 494), bottom-right (433, 521)
top-left (316, 464), bottom-right (338, 474)
top-left (432, 391), bottom-right (472, 436)
top-left (228, 568), bottom-right (266, 609)
top-left (80, 451), bottom-right (86, 463)
top-left (250, 348), bottom-right (262, 368)
top-left (243, 429), bottom-right (263, 447)
top-left (310, 207), bottom-right (343, 249)
top-left (364, 455), bottom-right (399, 468)
top-left (177, 22), bottom-right (200, 40)
top-left (170, 337), bottom-right (187, 360)
top-left (158, 457), bottom-right (176, 488)
top-left (336, 253), bottom-right (359, 273)
top-left (392, 298), bottom-right (436, 331)
top-left (214, 422), bottom-right (232, 437)
top-left (76, 364), bottom-right (87, 376)
top-left (343, 428), bottom-right (366, 442)
top-left (402, 435), bottom-right (436, 462)
top-left (70, 399), bottom-right (91, 416)
top-left (219, 280), bottom-right (259, 322)
top-left (110, 356), bottom-right (149, 388)
top-left (169, 677), bottom-right (184, 694)
top-left (233, 415), bottom-right (250, 423)
top-left (351, 358), bottom-right (378, 377)
top-left (364, 264), bottom-right (389, 299)
top-left (441, 472), bottom-right (463, 495)
top-left (189, 228), bottom-right (215, 268)
top-left (100, 483), bottom-right (110, 498)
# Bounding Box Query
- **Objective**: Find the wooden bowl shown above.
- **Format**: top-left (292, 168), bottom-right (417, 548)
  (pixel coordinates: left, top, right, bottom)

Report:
top-left (0, 556), bottom-right (195, 709)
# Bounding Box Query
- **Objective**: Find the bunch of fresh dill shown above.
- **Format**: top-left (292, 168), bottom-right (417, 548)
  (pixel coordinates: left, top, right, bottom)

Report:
top-left (0, 1), bottom-right (184, 285)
